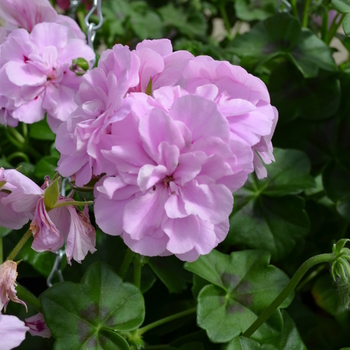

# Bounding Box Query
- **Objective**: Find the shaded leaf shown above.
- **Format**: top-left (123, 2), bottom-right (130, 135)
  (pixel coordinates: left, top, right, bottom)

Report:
top-left (229, 13), bottom-right (336, 77)
top-left (29, 119), bottom-right (55, 141)
top-left (185, 250), bottom-right (293, 343)
top-left (41, 261), bottom-right (144, 349)
top-left (34, 156), bottom-right (59, 180)
top-left (269, 62), bottom-right (340, 123)
top-left (235, 0), bottom-right (276, 21)
top-left (225, 311), bottom-right (306, 350)
top-left (148, 256), bottom-right (192, 293)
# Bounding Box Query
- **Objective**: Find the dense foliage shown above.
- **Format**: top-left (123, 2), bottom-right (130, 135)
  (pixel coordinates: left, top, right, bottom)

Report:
top-left (1, 0), bottom-right (350, 349)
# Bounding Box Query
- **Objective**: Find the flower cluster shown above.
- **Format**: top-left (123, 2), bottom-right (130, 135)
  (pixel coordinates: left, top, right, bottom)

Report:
top-left (0, 168), bottom-right (96, 264)
top-left (0, 0), bottom-right (94, 131)
top-left (56, 39), bottom-right (278, 261)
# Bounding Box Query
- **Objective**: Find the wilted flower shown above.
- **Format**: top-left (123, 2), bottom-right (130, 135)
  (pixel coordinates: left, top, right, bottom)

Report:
top-left (0, 22), bottom-right (94, 131)
top-left (0, 313), bottom-right (29, 350)
top-left (0, 167), bottom-right (43, 230)
top-left (0, 260), bottom-right (27, 312)
top-left (25, 313), bottom-right (51, 338)
top-left (30, 198), bottom-right (96, 265)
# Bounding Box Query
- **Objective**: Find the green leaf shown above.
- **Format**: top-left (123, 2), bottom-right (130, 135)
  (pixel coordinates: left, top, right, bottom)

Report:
top-left (225, 311), bottom-right (306, 350)
top-left (158, 4), bottom-right (207, 38)
top-left (225, 149), bottom-right (311, 260)
top-left (269, 62), bottom-right (341, 123)
top-left (235, 0), bottom-right (276, 21)
top-left (252, 149), bottom-right (315, 196)
top-left (29, 119), bottom-right (55, 141)
top-left (227, 194), bottom-right (309, 261)
top-left (343, 13), bottom-right (350, 35)
top-left (185, 250), bottom-right (293, 343)
top-left (312, 274), bottom-right (348, 316)
top-left (332, 0), bottom-right (350, 13)
top-left (41, 261), bottom-right (145, 349)
top-left (323, 161), bottom-right (350, 202)
top-left (0, 226), bottom-right (12, 238)
top-left (337, 196), bottom-right (350, 223)
top-left (34, 156), bottom-right (58, 180)
top-left (229, 13), bottom-right (336, 77)
top-left (148, 256), bottom-right (192, 293)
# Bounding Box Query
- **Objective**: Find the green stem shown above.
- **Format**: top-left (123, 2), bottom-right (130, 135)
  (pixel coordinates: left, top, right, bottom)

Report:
top-left (7, 127), bottom-right (25, 144)
top-left (302, 0), bottom-right (312, 27)
top-left (133, 259), bottom-right (142, 289)
top-left (54, 200), bottom-right (93, 208)
top-left (138, 307), bottom-right (197, 335)
top-left (219, 3), bottom-right (233, 40)
top-left (290, 0), bottom-right (299, 20)
top-left (7, 152), bottom-right (30, 163)
top-left (16, 284), bottom-right (42, 312)
top-left (243, 253), bottom-right (335, 338)
top-left (119, 249), bottom-right (134, 279)
top-left (325, 13), bottom-right (345, 45)
top-left (7, 229), bottom-right (32, 261)
top-left (321, 11), bottom-right (329, 42)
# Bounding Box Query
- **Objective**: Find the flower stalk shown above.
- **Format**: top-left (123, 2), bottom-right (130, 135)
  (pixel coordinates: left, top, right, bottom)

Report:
top-left (6, 229), bottom-right (32, 261)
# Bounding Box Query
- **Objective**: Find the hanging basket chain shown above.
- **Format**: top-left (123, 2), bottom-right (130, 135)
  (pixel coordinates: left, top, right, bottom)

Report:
top-left (85, 0), bottom-right (103, 58)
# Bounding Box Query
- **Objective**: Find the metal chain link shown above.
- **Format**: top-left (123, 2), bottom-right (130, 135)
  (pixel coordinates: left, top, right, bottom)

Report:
top-left (69, 0), bottom-right (81, 18)
top-left (85, 0), bottom-right (103, 65)
top-left (47, 249), bottom-right (65, 287)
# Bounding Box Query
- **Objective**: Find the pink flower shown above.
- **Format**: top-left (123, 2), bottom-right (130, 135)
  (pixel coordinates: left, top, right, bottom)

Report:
top-left (0, 260), bottom-right (27, 312)
top-left (56, 44), bottom-right (140, 186)
top-left (129, 39), bottom-right (193, 93)
top-left (25, 313), bottom-right (51, 338)
top-left (0, 167), bottom-right (43, 230)
top-left (181, 56), bottom-right (278, 178)
top-left (0, 22), bottom-right (94, 131)
top-left (0, 313), bottom-right (29, 350)
top-left (94, 94), bottom-right (249, 261)
top-left (0, 0), bottom-right (85, 40)
top-left (30, 197), bottom-right (96, 265)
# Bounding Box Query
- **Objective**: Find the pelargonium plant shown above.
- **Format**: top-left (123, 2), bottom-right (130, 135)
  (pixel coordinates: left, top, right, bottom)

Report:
top-left (0, 0), bottom-right (350, 349)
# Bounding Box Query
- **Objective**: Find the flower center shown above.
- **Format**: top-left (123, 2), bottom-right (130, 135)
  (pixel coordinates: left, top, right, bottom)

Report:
top-left (162, 175), bottom-right (174, 189)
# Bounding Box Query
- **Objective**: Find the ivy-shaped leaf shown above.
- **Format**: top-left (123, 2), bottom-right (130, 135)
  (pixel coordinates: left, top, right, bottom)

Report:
top-left (185, 250), bottom-right (293, 343)
top-left (225, 311), bottom-right (306, 349)
top-left (41, 261), bottom-right (145, 349)
top-left (226, 148), bottom-right (312, 261)
top-left (269, 62), bottom-right (340, 124)
top-left (228, 13), bottom-right (337, 77)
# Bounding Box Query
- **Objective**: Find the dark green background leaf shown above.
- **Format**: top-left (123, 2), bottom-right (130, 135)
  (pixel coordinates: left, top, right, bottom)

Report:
top-left (41, 262), bottom-right (145, 349)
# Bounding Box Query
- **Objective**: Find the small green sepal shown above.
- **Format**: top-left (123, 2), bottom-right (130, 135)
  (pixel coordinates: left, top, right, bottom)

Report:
top-left (44, 177), bottom-right (61, 211)
top-left (145, 77), bottom-right (153, 96)
top-left (0, 181), bottom-right (6, 189)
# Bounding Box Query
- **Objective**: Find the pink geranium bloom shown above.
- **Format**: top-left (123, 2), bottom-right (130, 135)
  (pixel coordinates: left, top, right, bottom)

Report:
top-left (0, 313), bottom-right (29, 350)
top-left (129, 39), bottom-right (193, 93)
top-left (0, 167), bottom-right (43, 230)
top-left (0, 260), bottom-right (27, 312)
top-left (94, 94), bottom-right (252, 261)
top-left (56, 44), bottom-right (140, 186)
top-left (25, 313), bottom-right (51, 338)
top-left (181, 56), bottom-right (278, 178)
top-left (0, 0), bottom-right (85, 40)
top-left (0, 22), bottom-right (94, 131)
